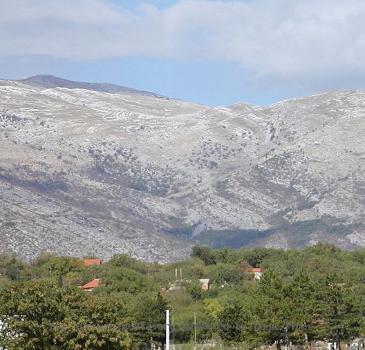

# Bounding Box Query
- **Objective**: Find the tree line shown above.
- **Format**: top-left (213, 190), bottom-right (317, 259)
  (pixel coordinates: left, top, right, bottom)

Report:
top-left (1, 243), bottom-right (365, 349)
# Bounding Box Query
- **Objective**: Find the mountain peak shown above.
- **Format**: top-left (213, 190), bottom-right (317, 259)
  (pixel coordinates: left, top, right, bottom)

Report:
top-left (18, 75), bottom-right (165, 98)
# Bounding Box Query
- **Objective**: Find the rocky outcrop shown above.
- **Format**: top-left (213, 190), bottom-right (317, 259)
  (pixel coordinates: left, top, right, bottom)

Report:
top-left (0, 77), bottom-right (364, 261)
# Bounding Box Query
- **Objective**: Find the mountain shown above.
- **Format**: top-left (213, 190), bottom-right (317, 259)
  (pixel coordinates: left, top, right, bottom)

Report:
top-left (19, 75), bottom-right (165, 98)
top-left (0, 76), bottom-right (364, 261)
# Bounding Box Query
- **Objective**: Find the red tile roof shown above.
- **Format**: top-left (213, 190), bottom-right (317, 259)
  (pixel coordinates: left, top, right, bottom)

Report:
top-left (247, 267), bottom-right (263, 273)
top-left (83, 258), bottom-right (102, 267)
top-left (81, 278), bottom-right (102, 290)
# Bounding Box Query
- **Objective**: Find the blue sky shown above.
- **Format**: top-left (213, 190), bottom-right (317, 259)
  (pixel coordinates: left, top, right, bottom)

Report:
top-left (117, 0), bottom-right (179, 10)
top-left (0, 55), bottom-right (284, 106)
top-left (1, 0), bottom-right (365, 106)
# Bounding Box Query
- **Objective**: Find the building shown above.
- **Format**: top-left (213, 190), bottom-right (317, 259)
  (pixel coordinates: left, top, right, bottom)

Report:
top-left (199, 278), bottom-right (210, 290)
top-left (81, 278), bottom-right (102, 291)
top-left (246, 267), bottom-right (263, 280)
top-left (83, 258), bottom-right (102, 267)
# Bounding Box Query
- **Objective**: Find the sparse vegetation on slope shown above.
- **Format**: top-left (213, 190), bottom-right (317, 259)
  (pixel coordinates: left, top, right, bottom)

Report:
top-left (0, 78), bottom-right (364, 260)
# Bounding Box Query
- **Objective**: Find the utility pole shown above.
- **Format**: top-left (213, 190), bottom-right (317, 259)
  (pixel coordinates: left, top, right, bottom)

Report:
top-left (172, 315), bottom-right (175, 350)
top-left (180, 268), bottom-right (182, 282)
top-left (166, 310), bottom-right (170, 350)
top-left (194, 312), bottom-right (197, 346)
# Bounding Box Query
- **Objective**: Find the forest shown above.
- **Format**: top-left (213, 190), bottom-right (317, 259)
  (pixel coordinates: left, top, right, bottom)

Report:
top-left (1, 243), bottom-right (365, 350)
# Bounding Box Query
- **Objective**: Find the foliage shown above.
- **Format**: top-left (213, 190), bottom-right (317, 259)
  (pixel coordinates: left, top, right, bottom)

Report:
top-left (1, 244), bottom-right (365, 348)
top-left (218, 303), bottom-right (246, 342)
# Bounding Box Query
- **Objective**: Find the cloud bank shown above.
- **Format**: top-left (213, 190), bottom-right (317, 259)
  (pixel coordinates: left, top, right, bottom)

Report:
top-left (1, 0), bottom-right (365, 89)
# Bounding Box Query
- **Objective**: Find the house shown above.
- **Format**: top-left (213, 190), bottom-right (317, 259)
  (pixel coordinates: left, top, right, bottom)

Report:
top-left (83, 258), bottom-right (102, 267)
top-left (199, 278), bottom-right (210, 291)
top-left (81, 278), bottom-right (102, 291)
top-left (246, 267), bottom-right (263, 280)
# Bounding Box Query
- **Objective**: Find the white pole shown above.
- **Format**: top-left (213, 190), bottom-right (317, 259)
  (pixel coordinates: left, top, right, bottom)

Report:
top-left (166, 310), bottom-right (170, 350)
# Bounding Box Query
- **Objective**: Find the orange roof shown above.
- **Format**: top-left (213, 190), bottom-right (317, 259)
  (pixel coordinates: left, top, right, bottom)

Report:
top-left (83, 258), bottom-right (102, 267)
top-left (81, 279), bottom-right (102, 290)
top-left (247, 267), bottom-right (263, 273)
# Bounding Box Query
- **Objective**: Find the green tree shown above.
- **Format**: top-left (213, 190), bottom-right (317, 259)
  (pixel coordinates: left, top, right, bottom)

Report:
top-left (53, 293), bottom-right (133, 350)
top-left (286, 272), bottom-right (317, 344)
top-left (0, 281), bottom-right (134, 350)
top-left (191, 246), bottom-right (216, 265)
top-left (0, 253), bottom-right (27, 281)
top-left (134, 292), bottom-right (169, 348)
top-left (218, 303), bottom-right (246, 342)
top-left (186, 281), bottom-right (203, 301)
top-left (0, 280), bottom-right (67, 349)
top-left (315, 275), bottom-right (362, 349)
top-left (253, 270), bottom-right (288, 348)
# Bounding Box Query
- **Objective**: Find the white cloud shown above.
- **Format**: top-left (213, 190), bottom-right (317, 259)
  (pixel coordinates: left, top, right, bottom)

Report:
top-left (1, 0), bottom-right (365, 89)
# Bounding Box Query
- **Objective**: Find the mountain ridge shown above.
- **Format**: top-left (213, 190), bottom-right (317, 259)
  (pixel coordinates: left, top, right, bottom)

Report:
top-left (0, 77), bottom-right (364, 261)
top-left (14, 74), bottom-right (168, 99)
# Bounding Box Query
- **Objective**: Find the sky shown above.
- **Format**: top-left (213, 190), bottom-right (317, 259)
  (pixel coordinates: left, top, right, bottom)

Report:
top-left (1, 0), bottom-right (365, 106)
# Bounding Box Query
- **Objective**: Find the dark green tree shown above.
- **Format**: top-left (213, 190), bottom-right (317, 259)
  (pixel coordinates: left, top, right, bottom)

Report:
top-left (191, 246), bottom-right (216, 265)
top-left (253, 270), bottom-right (288, 348)
top-left (218, 303), bottom-right (246, 342)
top-left (286, 272), bottom-right (317, 344)
top-left (134, 292), bottom-right (169, 348)
top-left (315, 275), bottom-right (362, 350)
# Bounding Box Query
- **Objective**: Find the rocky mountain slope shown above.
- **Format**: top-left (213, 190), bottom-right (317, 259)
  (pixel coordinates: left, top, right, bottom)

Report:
top-left (0, 76), bottom-right (364, 261)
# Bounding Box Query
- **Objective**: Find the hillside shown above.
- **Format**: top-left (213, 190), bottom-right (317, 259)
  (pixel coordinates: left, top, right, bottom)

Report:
top-left (0, 76), bottom-right (364, 261)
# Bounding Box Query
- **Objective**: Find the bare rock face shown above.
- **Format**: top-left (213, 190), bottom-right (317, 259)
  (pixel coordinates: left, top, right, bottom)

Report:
top-left (0, 76), bottom-right (364, 261)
